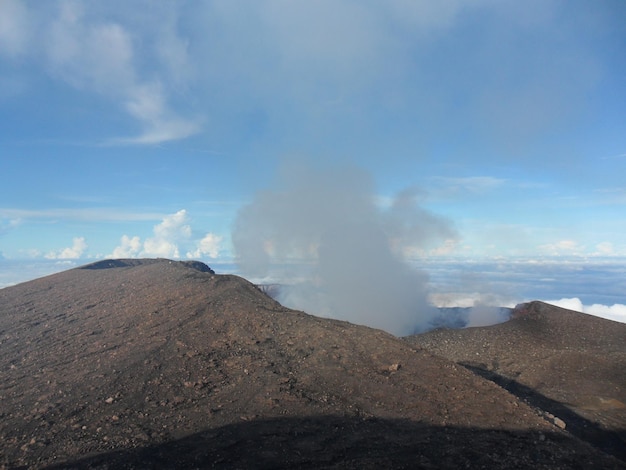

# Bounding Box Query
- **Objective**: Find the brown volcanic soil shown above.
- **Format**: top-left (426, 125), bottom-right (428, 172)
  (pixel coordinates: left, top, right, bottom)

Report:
top-left (0, 259), bottom-right (623, 469)
top-left (407, 301), bottom-right (626, 462)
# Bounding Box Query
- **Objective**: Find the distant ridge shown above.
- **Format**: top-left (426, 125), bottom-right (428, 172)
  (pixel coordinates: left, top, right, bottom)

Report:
top-left (79, 258), bottom-right (215, 274)
top-left (408, 300), bottom-right (626, 461)
top-left (1, 261), bottom-right (623, 468)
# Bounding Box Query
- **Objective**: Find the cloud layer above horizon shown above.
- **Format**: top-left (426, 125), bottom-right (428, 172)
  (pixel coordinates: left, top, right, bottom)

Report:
top-left (545, 298), bottom-right (626, 325)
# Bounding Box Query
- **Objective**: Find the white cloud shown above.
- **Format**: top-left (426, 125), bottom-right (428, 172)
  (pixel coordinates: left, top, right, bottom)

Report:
top-left (9, 0), bottom-right (202, 144)
top-left (545, 297), bottom-right (626, 324)
top-left (538, 239), bottom-right (585, 256)
top-left (45, 236), bottom-right (87, 259)
top-left (584, 303), bottom-right (626, 324)
top-left (142, 237), bottom-right (180, 258)
top-left (108, 210), bottom-right (206, 260)
top-left (141, 209), bottom-right (191, 258)
top-left (593, 241), bottom-right (614, 256)
top-left (109, 235), bottom-right (141, 258)
top-left (152, 209), bottom-right (191, 240)
top-left (187, 233), bottom-right (223, 259)
top-left (545, 297), bottom-right (584, 312)
top-left (429, 291), bottom-right (514, 310)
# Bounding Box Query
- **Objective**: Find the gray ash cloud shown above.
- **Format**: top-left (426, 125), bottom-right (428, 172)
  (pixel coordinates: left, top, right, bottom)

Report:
top-left (233, 161), bottom-right (457, 335)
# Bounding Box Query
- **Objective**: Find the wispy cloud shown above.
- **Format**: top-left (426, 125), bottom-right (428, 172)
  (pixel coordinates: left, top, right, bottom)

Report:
top-left (0, 208), bottom-right (167, 222)
top-left (601, 153), bottom-right (626, 160)
top-left (593, 241), bottom-right (615, 256)
top-left (2, 1), bottom-right (610, 152)
top-left (434, 176), bottom-right (506, 193)
top-left (2, 0), bottom-right (200, 144)
top-left (47, 1), bottom-right (200, 144)
top-left (106, 82), bottom-right (201, 145)
top-left (0, 0), bottom-right (30, 57)
top-left (0, 217), bottom-right (21, 236)
top-left (538, 239), bottom-right (585, 256)
top-left (427, 176), bottom-right (507, 200)
top-left (593, 187), bottom-right (626, 205)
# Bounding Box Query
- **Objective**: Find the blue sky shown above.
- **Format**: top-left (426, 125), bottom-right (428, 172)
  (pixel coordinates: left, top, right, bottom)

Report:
top-left (1, 1), bottom-right (625, 322)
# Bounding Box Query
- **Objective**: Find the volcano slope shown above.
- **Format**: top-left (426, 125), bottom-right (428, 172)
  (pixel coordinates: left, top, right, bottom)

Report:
top-left (407, 301), bottom-right (626, 462)
top-left (0, 260), bottom-right (623, 469)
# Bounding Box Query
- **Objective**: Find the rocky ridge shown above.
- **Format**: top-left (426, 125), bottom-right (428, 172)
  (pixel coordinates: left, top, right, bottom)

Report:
top-left (407, 300), bottom-right (626, 462)
top-left (0, 259), bottom-right (623, 468)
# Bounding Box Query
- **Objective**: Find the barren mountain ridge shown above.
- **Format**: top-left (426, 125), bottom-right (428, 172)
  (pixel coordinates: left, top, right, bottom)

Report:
top-left (0, 259), bottom-right (623, 468)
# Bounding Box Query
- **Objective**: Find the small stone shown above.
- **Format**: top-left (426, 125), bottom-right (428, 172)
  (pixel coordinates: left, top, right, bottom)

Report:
top-left (105, 397), bottom-right (114, 404)
top-left (388, 363), bottom-right (401, 372)
top-left (553, 417), bottom-right (566, 430)
top-left (135, 432), bottom-right (150, 441)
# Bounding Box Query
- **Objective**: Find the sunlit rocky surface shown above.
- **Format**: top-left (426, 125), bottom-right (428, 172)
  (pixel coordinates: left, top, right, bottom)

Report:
top-left (0, 259), bottom-right (623, 469)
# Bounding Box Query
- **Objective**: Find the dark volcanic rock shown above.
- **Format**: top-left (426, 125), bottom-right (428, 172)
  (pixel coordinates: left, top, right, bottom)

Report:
top-left (80, 258), bottom-right (215, 274)
top-left (1, 262), bottom-right (623, 469)
top-left (178, 260), bottom-right (215, 274)
top-left (407, 301), bottom-right (626, 462)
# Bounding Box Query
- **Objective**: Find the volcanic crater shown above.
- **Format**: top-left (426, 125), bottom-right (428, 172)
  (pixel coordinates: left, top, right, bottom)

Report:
top-left (0, 259), bottom-right (624, 468)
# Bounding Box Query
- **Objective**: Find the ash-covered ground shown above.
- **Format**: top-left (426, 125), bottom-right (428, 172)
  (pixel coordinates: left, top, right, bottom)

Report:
top-left (1, 259), bottom-right (624, 469)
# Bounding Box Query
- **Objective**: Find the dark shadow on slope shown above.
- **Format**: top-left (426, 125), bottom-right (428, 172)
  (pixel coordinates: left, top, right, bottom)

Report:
top-left (43, 416), bottom-right (624, 470)
top-left (179, 260), bottom-right (215, 274)
top-left (78, 259), bottom-right (163, 270)
top-left (460, 363), bottom-right (626, 462)
top-left (79, 259), bottom-right (136, 269)
top-left (79, 259), bottom-right (215, 274)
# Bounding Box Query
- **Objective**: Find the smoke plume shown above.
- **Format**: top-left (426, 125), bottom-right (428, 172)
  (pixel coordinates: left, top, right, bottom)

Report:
top-left (233, 162), bottom-right (457, 335)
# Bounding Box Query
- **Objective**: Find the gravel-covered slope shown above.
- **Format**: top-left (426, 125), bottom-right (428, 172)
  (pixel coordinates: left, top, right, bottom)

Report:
top-left (1, 261), bottom-right (623, 468)
top-left (407, 301), bottom-right (626, 462)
